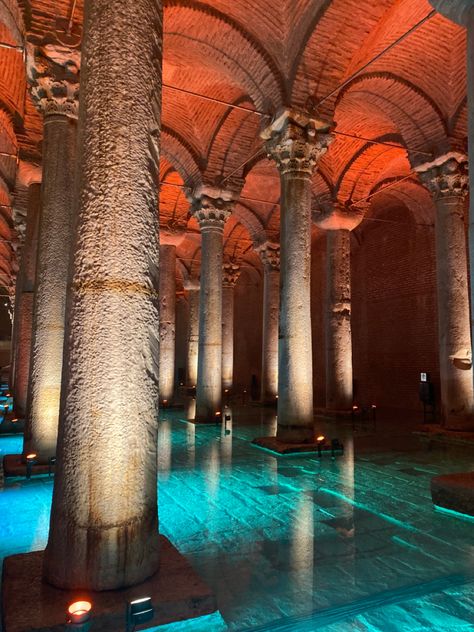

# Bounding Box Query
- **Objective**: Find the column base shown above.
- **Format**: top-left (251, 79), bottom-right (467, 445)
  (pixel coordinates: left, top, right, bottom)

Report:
top-left (2, 454), bottom-right (55, 478)
top-left (1, 536), bottom-right (217, 632)
top-left (252, 436), bottom-right (324, 456)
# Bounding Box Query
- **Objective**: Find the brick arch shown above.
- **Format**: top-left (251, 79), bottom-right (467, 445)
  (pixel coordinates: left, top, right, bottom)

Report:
top-left (164, 2), bottom-right (285, 109)
top-left (161, 127), bottom-right (204, 189)
top-left (233, 202), bottom-right (266, 245)
top-left (336, 73), bottom-right (448, 158)
top-left (0, 0), bottom-right (24, 46)
top-left (368, 176), bottom-right (435, 226)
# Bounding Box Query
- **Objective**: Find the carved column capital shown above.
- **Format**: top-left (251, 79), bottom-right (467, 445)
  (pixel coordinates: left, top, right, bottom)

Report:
top-left (257, 241), bottom-right (280, 271)
top-left (416, 153), bottom-right (468, 200)
top-left (191, 194), bottom-right (232, 232)
top-left (222, 261), bottom-right (241, 288)
top-left (28, 47), bottom-right (79, 119)
top-left (261, 109), bottom-right (333, 177)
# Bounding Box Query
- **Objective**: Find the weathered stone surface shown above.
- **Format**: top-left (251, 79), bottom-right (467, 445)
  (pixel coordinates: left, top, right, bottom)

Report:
top-left (42, 0), bottom-right (163, 590)
top-left (159, 244), bottom-right (176, 403)
top-left (258, 242), bottom-right (279, 404)
top-left (222, 261), bottom-right (240, 391)
top-left (431, 471), bottom-right (474, 516)
top-left (2, 537), bottom-right (217, 632)
top-left (184, 281), bottom-right (200, 387)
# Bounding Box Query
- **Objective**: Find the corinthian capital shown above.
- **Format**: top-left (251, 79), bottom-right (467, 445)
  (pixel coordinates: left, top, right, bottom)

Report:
top-left (191, 193), bottom-right (232, 232)
top-left (27, 45), bottom-right (79, 119)
top-left (223, 261), bottom-right (241, 288)
top-left (261, 108), bottom-right (333, 177)
top-left (257, 241), bottom-right (280, 271)
top-left (416, 153), bottom-right (468, 200)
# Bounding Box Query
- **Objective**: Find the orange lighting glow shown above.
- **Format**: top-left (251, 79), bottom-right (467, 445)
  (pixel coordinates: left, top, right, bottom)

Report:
top-left (215, 411), bottom-right (221, 416)
top-left (316, 435), bottom-right (325, 442)
top-left (352, 405), bottom-right (358, 410)
top-left (68, 601), bottom-right (92, 623)
top-left (26, 453), bottom-right (37, 460)
top-left (11, 418), bottom-right (18, 423)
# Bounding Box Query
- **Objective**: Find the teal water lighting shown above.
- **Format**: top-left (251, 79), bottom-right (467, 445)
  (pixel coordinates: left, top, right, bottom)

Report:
top-left (434, 505), bottom-right (474, 523)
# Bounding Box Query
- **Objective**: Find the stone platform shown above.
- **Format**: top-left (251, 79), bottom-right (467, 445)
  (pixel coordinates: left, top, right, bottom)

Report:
top-left (252, 436), bottom-right (342, 456)
top-left (2, 536), bottom-right (217, 632)
top-left (414, 425), bottom-right (474, 449)
top-left (0, 416), bottom-right (24, 435)
top-left (2, 454), bottom-right (54, 478)
top-left (431, 471), bottom-right (474, 518)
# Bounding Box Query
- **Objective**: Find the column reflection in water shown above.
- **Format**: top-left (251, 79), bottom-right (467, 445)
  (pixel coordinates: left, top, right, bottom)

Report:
top-left (186, 422), bottom-right (195, 469)
top-left (186, 397), bottom-right (196, 422)
top-left (290, 492), bottom-right (314, 609)
top-left (205, 442), bottom-right (220, 501)
top-left (157, 419), bottom-right (172, 480)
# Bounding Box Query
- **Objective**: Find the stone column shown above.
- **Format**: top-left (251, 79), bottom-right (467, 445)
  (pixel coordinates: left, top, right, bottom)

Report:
top-left (43, 0), bottom-right (162, 590)
top-left (416, 154), bottom-right (474, 429)
top-left (222, 261), bottom-right (241, 391)
top-left (192, 193), bottom-right (231, 423)
top-left (261, 109), bottom-right (332, 443)
top-left (258, 242), bottom-right (280, 403)
top-left (184, 278), bottom-right (200, 387)
top-left (159, 244), bottom-right (176, 403)
top-left (314, 202), bottom-right (365, 413)
top-left (24, 58), bottom-right (79, 460)
top-left (13, 183), bottom-right (41, 416)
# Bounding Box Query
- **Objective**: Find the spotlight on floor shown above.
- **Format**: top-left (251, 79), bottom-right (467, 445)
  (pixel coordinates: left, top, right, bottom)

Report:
top-left (126, 597), bottom-right (154, 632)
top-left (25, 453), bottom-right (37, 479)
top-left (66, 600), bottom-right (92, 630)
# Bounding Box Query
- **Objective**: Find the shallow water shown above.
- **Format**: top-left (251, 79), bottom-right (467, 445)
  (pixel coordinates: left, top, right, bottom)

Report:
top-left (1, 407), bottom-right (474, 631)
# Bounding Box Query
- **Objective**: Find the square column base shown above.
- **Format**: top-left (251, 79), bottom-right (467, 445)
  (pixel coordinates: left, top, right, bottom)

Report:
top-left (252, 436), bottom-right (323, 456)
top-left (1, 536), bottom-right (217, 632)
top-left (3, 454), bottom-right (55, 477)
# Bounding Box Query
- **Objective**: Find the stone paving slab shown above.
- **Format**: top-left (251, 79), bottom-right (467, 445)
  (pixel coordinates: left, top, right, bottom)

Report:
top-left (431, 471), bottom-right (474, 517)
top-left (1, 536), bottom-right (217, 632)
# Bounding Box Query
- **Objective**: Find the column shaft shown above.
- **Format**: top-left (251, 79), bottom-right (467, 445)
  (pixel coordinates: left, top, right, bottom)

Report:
top-left (186, 287), bottom-right (199, 386)
top-left (24, 115), bottom-right (76, 459)
top-left (196, 226), bottom-right (225, 421)
top-left (43, 0), bottom-right (162, 590)
top-left (260, 254), bottom-right (279, 403)
top-left (325, 229), bottom-right (353, 411)
top-left (13, 183), bottom-right (41, 416)
top-left (159, 244), bottom-right (176, 402)
top-left (435, 195), bottom-right (474, 427)
top-left (278, 172), bottom-right (314, 441)
top-left (222, 285), bottom-right (235, 390)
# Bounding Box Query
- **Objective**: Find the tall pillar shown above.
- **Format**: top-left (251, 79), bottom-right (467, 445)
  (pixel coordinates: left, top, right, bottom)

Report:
top-left (159, 244), bottom-right (176, 403)
top-left (184, 278), bottom-right (200, 387)
top-left (192, 193), bottom-right (231, 423)
top-left (13, 183), bottom-right (41, 416)
top-left (24, 58), bottom-right (78, 460)
top-left (43, 0), bottom-right (162, 590)
top-left (314, 201), bottom-right (365, 413)
top-left (416, 154), bottom-right (474, 429)
top-left (258, 242), bottom-right (280, 403)
top-left (222, 261), bottom-right (241, 391)
top-left (261, 109), bottom-right (332, 443)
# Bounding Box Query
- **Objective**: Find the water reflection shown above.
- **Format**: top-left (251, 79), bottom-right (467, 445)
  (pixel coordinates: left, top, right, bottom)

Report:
top-left (158, 419), bottom-right (171, 479)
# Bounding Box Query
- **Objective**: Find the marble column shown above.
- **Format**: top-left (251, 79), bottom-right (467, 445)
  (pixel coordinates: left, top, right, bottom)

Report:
top-left (416, 154), bottom-right (474, 429)
top-left (192, 193), bottom-right (231, 422)
top-left (24, 62), bottom-right (78, 461)
top-left (261, 109), bottom-right (332, 443)
top-left (12, 183), bottom-right (41, 416)
top-left (314, 202), bottom-right (365, 413)
top-left (43, 0), bottom-right (162, 590)
top-left (222, 261), bottom-right (241, 391)
top-left (184, 278), bottom-right (200, 387)
top-left (159, 244), bottom-right (176, 403)
top-left (258, 242), bottom-right (280, 403)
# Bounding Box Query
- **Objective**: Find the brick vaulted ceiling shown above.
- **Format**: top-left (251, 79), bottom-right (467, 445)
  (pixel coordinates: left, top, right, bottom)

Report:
top-left (0, 0), bottom-right (466, 291)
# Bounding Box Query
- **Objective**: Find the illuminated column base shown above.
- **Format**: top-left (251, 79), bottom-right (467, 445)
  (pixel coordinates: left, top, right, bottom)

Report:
top-left (24, 64), bottom-right (79, 462)
top-left (258, 243), bottom-right (280, 404)
top-left (43, 0), bottom-right (162, 590)
top-left (159, 244), bottom-right (176, 403)
top-left (222, 262), bottom-right (240, 391)
top-left (261, 109), bottom-right (333, 444)
top-left (184, 279), bottom-right (199, 388)
top-left (416, 154), bottom-right (474, 430)
top-left (13, 183), bottom-right (41, 417)
top-left (192, 193), bottom-right (231, 423)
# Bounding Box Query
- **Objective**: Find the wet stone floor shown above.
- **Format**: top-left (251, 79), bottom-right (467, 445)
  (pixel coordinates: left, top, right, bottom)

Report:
top-left (1, 406), bottom-right (474, 631)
